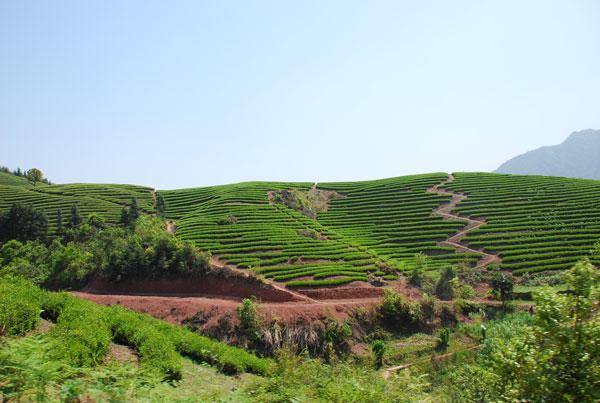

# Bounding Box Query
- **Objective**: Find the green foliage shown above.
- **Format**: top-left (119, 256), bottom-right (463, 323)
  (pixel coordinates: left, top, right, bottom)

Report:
top-left (371, 340), bottom-right (386, 368)
top-left (155, 193), bottom-right (166, 216)
top-left (244, 349), bottom-right (427, 402)
top-left (236, 298), bottom-right (261, 347)
top-left (110, 305), bottom-right (182, 381)
top-left (452, 259), bottom-right (600, 401)
top-left (0, 276), bottom-right (270, 383)
top-left (435, 266), bottom-right (457, 300)
top-left (68, 204), bottom-right (82, 229)
top-left (409, 253), bottom-right (428, 286)
top-left (378, 288), bottom-right (422, 330)
top-left (436, 328), bottom-right (451, 352)
top-left (49, 301), bottom-right (111, 367)
top-left (490, 271), bottom-right (514, 302)
top-left (49, 242), bottom-right (93, 285)
top-left (0, 203), bottom-right (48, 243)
top-left (0, 277), bottom-right (41, 336)
top-left (0, 240), bottom-right (51, 284)
top-left (0, 216), bottom-right (210, 286)
top-left (26, 168), bottom-right (43, 185)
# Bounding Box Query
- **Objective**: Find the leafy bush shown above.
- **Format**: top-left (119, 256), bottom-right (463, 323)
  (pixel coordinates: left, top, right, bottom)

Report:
top-left (371, 340), bottom-right (386, 368)
top-left (436, 328), bottom-right (451, 352)
top-left (378, 288), bottom-right (422, 330)
top-left (490, 271), bottom-right (514, 303)
top-left (456, 283), bottom-right (476, 300)
top-left (0, 203), bottom-right (48, 243)
top-left (455, 259), bottom-right (599, 402)
top-left (236, 298), bottom-right (261, 348)
top-left (435, 266), bottom-right (457, 300)
top-left (110, 306), bottom-right (182, 381)
top-left (0, 278), bottom-right (41, 336)
top-left (48, 301), bottom-right (111, 367)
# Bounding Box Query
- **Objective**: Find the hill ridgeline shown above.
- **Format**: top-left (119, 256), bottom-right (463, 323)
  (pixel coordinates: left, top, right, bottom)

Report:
top-left (495, 129), bottom-right (600, 179)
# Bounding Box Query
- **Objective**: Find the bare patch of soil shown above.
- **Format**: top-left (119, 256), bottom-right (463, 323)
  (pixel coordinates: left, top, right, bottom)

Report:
top-left (37, 319), bottom-right (54, 334)
top-left (166, 220), bottom-right (177, 234)
top-left (72, 292), bottom-right (382, 326)
top-left (107, 343), bottom-right (138, 364)
top-left (84, 274), bottom-right (307, 303)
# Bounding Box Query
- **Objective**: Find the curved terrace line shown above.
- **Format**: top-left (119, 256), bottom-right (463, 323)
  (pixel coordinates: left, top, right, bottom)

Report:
top-left (427, 174), bottom-right (502, 268)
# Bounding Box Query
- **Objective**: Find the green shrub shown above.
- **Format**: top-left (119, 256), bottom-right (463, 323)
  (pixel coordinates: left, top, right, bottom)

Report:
top-left (378, 288), bottom-right (422, 330)
top-left (436, 328), bottom-right (451, 352)
top-left (110, 306), bottom-right (182, 381)
top-left (435, 266), bottom-right (457, 300)
top-left (371, 340), bottom-right (386, 368)
top-left (0, 279), bottom-right (41, 336)
top-left (236, 298), bottom-right (261, 348)
top-left (48, 301), bottom-right (111, 367)
top-left (456, 283), bottom-right (476, 300)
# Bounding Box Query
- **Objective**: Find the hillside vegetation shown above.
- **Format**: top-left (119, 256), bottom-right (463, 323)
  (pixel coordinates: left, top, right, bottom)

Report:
top-left (0, 172), bottom-right (154, 232)
top-left (444, 172), bottom-right (600, 273)
top-left (2, 170), bottom-right (600, 285)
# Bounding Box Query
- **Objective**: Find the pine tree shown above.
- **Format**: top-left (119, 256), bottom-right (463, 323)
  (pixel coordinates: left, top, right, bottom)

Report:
top-left (56, 209), bottom-right (64, 235)
top-left (119, 207), bottom-right (130, 227)
top-left (155, 194), bottom-right (166, 216)
top-left (69, 205), bottom-right (82, 228)
top-left (129, 197), bottom-right (140, 222)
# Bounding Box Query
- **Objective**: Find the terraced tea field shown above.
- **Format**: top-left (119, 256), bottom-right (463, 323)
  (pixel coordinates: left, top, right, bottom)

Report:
top-left (2, 170), bottom-right (599, 286)
top-left (159, 173), bottom-right (491, 286)
top-left (0, 172), bottom-right (155, 230)
top-left (443, 172), bottom-right (600, 273)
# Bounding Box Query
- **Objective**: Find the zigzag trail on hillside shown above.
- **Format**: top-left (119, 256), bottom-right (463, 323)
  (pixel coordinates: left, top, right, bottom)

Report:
top-left (426, 174), bottom-right (502, 268)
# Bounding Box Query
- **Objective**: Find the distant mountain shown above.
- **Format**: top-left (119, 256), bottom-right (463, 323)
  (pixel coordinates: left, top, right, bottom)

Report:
top-left (495, 129), bottom-right (600, 180)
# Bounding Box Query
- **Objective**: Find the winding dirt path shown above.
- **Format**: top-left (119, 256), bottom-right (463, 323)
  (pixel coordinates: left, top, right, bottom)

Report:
top-left (426, 174), bottom-right (501, 268)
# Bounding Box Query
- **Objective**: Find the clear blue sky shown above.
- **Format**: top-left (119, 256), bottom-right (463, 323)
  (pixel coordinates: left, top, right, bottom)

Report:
top-left (1, 1), bottom-right (599, 189)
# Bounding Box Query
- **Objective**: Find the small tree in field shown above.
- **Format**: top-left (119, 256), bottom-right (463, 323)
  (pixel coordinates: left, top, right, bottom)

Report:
top-left (56, 209), bottom-right (64, 236)
top-left (26, 168), bottom-right (43, 185)
top-left (119, 207), bottom-right (130, 227)
top-left (155, 194), bottom-right (166, 216)
top-left (68, 205), bottom-right (82, 229)
top-left (435, 266), bottom-right (457, 300)
top-left (236, 298), bottom-right (261, 348)
top-left (409, 253), bottom-right (428, 287)
top-left (129, 197), bottom-right (140, 222)
top-left (491, 271), bottom-right (514, 305)
top-left (371, 340), bottom-right (387, 368)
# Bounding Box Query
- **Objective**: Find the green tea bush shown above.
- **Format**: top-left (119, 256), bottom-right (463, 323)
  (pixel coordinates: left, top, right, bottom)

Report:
top-left (48, 300), bottom-right (111, 367)
top-left (0, 278), bottom-right (41, 336)
top-left (110, 306), bottom-right (182, 381)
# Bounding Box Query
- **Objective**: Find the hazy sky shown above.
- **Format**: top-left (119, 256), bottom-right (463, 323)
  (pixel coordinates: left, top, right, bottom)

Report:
top-left (1, 1), bottom-right (599, 189)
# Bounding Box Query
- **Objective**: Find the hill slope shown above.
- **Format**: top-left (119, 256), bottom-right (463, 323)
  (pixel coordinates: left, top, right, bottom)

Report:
top-left (495, 129), bottom-right (600, 179)
top-left (0, 172), bottom-right (155, 230)
top-left (1, 171), bottom-right (599, 284)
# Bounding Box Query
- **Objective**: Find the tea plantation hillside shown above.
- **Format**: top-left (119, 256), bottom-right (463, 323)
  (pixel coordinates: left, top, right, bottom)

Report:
top-left (2, 170), bottom-right (600, 285)
top-left (0, 172), bottom-right (155, 231)
top-left (159, 173), bottom-right (483, 286)
top-left (443, 172), bottom-right (600, 273)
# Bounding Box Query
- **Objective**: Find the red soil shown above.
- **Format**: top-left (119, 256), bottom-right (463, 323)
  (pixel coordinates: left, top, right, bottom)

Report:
top-left (84, 274), bottom-right (307, 303)
top-left (74, 280), bottom-right (423, 325)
